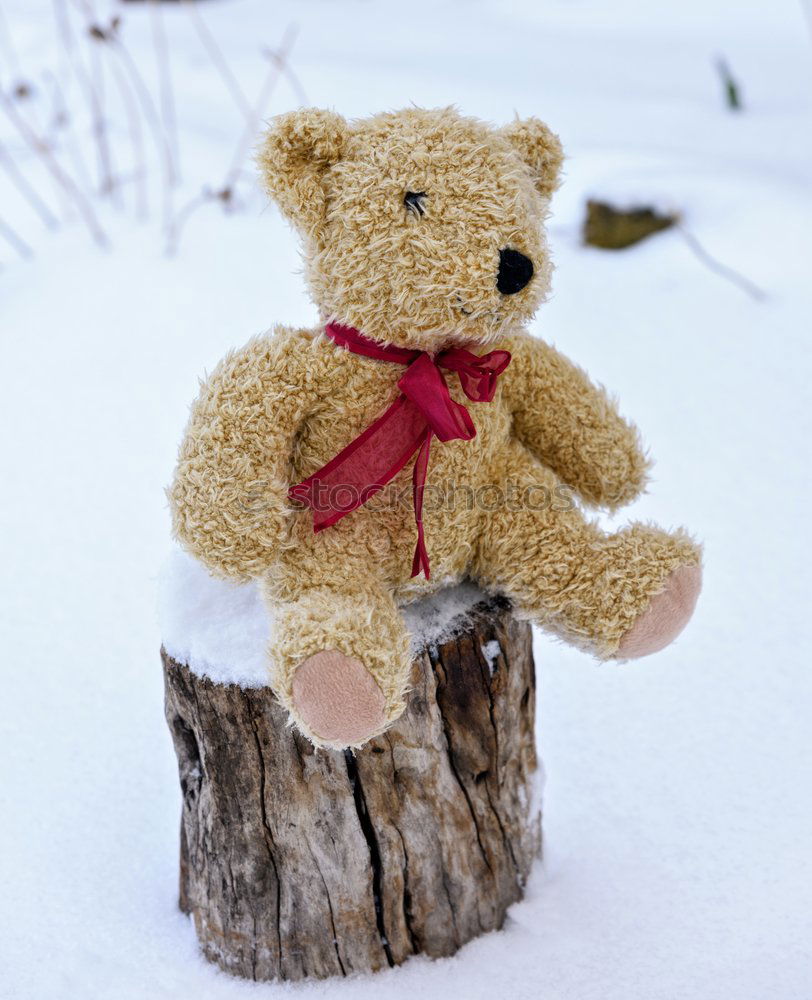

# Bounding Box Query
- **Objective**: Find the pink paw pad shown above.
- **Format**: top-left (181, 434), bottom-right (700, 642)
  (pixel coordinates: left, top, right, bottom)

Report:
top-left (292, 649), bottom-right (386, 747)
top-left (617, 564), bottom-right (702, 659)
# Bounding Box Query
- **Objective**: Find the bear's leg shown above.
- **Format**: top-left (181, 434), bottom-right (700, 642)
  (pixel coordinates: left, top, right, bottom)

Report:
top-left (260, 579), bottom-right (412, 749)
top-left (473, 442), bottom-right (702, 659)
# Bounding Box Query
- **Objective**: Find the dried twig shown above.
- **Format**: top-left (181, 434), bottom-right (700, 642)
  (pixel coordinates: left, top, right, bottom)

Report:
top-left (149, 0), bottom-right (179, 171)
top-left (166, 189), bottom-right (212, 255)
top-left (0, 1), bottom-right (22, 85)
top-left (83, 5), bottom-right (116, 196)
top-left (0, 138), bottom-right (60, 229)
top-left (181, 0), bottom-right (252, 121)
top-left (78, 9), bottom-right (176, 228)
top-left (166, 185), bottom-right (233, 256)
top-left (52, 0), bottom-right (116, 197)
top-left (0, 89), bottom-right (109, 247)
top-left (5, 0), bottom-right (304, 260)
top-left (167, 24), bottom-right (297, 256)
top-left (109, 39), bottom-right (172, 229)
top-left (0, 213), bottom-right (33, 259)
top-left (41, 70), bottom-right (69, 141)
top-left (108, 53), bottom-right (148, 219)
top-left (222, 24), bottom-right (297, 192)
top-left (264, 42), bottom-right (308, 107)
top-left (10, 76), bottom-right (74, 219)
top-left (678, 225), bottom-right (766, 301)
top-left (42, 69), bottom-right (93, 195)
top-left (714, 56), bottom-right (742, 111)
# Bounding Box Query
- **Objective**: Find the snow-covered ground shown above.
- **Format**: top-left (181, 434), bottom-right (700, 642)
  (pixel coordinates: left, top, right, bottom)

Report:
top-left (2, 0), bottom-right (812, 997)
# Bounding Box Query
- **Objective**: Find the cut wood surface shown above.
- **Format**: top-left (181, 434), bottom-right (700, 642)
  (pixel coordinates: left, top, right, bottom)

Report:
top-left (163, 595), bottom-right (541, 982)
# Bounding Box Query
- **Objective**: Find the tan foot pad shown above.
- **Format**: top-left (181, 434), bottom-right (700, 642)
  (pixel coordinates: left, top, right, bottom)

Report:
top-left (618, 564), bottom-right (702, 659)
top-left (292, 649), bottom-right (386, 747)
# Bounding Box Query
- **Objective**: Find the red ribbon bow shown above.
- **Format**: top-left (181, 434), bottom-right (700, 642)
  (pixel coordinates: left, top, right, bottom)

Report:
top-left (288, 323), bottom-right (511, 579)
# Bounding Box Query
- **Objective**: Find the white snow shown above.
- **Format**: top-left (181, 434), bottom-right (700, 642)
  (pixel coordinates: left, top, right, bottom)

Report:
top-left (158, 547), bottom-right (490, 685)
top-left (480, 639), bottom-right (502, 676)
top-left (401, 581), bottom-right (490, 653)
top-left (2, 0), bottom-right (812, 998)
top-left (158, 548), bottom-right (271, 687)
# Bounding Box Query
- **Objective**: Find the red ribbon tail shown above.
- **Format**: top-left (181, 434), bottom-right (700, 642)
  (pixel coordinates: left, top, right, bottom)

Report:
top-left (291, 329), bottom-right (512, 580)
top-left (410, 431), bottom-right (432, 579)
top-left (289, 395), bottom-right (427, 532)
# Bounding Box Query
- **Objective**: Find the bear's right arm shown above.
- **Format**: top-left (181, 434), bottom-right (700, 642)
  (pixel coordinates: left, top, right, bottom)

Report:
top-left (168, 330), bottom-right (320, 580)
top-left (502, 331), bottom-right (651, 511)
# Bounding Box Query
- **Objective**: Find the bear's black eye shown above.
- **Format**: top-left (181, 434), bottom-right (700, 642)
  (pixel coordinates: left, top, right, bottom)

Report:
top-left (404, 191), bottom-right (427, 217)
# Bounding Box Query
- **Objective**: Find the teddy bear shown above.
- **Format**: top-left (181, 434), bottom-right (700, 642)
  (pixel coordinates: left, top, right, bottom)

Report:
top-left (169, 107), bottom-right (702, 750)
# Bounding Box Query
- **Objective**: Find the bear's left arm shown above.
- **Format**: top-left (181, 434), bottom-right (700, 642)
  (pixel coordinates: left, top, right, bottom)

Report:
top-left (501, 332), bottom-right (651, 510)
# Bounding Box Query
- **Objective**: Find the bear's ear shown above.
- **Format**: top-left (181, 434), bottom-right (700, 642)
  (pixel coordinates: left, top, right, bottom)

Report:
top-left (258, 108), bottom-right (347, 233)
top-left (501, 117), bottom-right (563, 200)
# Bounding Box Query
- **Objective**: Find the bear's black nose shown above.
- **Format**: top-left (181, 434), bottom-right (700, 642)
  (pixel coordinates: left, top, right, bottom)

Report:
top-left (497, 248), bottom-right (534, 295)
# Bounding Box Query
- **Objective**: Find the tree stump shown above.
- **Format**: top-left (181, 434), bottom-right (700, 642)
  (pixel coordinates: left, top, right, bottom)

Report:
top-left (162, 594), bottom-right (541, 982)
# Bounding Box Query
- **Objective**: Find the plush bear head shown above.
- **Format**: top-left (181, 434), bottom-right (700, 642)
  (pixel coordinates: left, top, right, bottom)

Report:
top-left (258, 107), bottom-right (563, 352)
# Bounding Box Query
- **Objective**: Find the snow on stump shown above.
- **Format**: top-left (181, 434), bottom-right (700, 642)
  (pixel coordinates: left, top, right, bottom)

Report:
top-left (160, 551), bottom-right (542, 982)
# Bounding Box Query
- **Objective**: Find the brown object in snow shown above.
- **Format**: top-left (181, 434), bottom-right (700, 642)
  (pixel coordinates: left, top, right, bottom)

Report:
top-left (583, 198), bottom-right (678, 249)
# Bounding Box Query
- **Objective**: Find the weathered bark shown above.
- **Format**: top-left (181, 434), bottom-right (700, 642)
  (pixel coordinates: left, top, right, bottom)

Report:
top-left (163, 595), bottom-right (541, 982)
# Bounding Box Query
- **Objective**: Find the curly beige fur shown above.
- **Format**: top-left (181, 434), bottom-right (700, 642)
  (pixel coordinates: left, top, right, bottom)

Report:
top-left (169, 107), bottom-right (702, 750)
